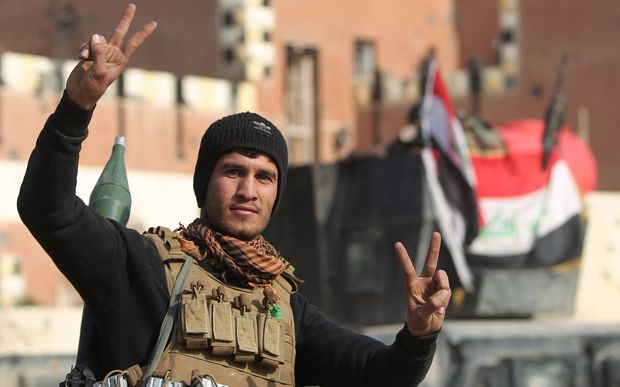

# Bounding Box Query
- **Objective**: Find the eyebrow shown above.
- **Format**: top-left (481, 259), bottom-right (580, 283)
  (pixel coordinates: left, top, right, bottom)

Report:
top-left (219, 161), bottom-right (243, 170)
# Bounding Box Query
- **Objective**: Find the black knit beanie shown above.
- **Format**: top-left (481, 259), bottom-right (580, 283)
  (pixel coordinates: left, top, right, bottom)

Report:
top-left (193, 112), bottom-right (288, 214)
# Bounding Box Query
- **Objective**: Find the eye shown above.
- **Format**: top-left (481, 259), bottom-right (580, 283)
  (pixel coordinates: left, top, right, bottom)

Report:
top-left (256, 172), bottom-right (276, 184)
top-left (224, 167), bottom-right (242, 177)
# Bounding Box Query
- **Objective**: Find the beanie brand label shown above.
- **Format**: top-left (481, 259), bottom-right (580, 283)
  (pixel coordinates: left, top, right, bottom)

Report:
top-left (253, 121), bottom-right (272, 134)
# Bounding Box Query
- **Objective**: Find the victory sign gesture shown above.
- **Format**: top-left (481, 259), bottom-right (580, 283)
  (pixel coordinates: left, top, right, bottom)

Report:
top-left (66, 3), bottom-right (157, 109)
top-left (395, 232), bottom-right (451, 336)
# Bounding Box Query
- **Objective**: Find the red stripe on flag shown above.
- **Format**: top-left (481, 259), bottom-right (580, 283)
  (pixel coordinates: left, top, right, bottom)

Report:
top-left (433, 68), bottom-right (458, 119)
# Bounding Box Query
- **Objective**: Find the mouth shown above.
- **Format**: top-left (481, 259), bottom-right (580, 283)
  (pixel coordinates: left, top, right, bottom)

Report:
top-left (230, 205), bottom-right (259, 215)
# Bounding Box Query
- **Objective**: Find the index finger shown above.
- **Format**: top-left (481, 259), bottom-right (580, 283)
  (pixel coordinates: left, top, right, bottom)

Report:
top-left (109, 3), bottom-right (137, 46)
top-left (394, 242), bottom-right (417, 284)
top-left (420, 232), bottom-right (441, 278)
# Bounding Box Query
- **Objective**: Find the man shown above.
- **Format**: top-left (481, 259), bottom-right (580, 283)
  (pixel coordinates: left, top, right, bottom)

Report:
top-left (18, 4), bottom-right (451, 386)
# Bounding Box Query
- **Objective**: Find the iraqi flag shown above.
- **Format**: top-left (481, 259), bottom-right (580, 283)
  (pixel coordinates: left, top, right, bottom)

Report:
top-left (420, 60), bottom-right (479, 290)
top-left (466, 120), bottom-right (593, 266)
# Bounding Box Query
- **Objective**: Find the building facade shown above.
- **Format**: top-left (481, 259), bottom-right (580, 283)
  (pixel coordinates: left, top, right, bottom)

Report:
top-left (0, 0), bottom-right (617, 306)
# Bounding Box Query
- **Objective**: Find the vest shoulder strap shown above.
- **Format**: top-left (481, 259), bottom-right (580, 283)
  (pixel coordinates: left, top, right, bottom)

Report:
top-left (143, 226), bottom-right (185, 261)
top-left (143, 226), bottom-right (187, 292)
top-left (276, 265), bottom-right (303, 294)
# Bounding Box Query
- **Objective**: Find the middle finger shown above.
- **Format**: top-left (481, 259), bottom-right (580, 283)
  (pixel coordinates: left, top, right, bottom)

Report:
top-left (420, 232), bottom-right (441, 278)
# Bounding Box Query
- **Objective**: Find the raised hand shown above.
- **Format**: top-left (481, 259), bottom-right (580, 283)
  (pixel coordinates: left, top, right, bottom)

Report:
top-left (66, 4), bottom-right (157, 109)
top-left (395, 232), bottom-right (451, 336)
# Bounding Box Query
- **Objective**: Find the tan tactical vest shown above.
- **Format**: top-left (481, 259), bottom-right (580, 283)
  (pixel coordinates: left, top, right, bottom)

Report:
top-left (138, 226), bottom-right (298, 387)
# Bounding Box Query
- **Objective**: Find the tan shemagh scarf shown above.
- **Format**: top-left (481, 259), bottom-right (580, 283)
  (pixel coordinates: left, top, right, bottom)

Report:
top-left (175, 218), bottom-right (289, 289)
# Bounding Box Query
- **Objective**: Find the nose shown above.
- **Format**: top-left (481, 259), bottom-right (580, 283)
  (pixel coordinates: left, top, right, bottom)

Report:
top-left (235, 176), bottom-right (257, 201)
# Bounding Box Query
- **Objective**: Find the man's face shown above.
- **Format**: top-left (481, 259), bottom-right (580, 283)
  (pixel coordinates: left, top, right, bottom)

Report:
top-left (201, 150), bottom-right (278, 241)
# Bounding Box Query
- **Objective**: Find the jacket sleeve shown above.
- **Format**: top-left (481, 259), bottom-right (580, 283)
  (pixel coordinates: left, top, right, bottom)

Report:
top-left (292, 292), bottom-right (437, 387)
top-left (16, 91), bottom-right (167, 317)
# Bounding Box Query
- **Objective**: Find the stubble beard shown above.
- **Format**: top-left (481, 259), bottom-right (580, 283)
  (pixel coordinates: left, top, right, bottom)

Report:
top-left (201, 207), bottom-right (267, 241)
top-left (218, 219), bottom-right (265, 241)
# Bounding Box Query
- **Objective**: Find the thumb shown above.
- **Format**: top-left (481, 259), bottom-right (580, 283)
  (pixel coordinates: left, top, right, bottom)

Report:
top-left (90, 34), bottom-right (108, 79)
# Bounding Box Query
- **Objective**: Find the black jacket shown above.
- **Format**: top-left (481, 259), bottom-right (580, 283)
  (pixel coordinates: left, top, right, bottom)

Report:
top-left (17, 92), bottom-right (436, 387)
